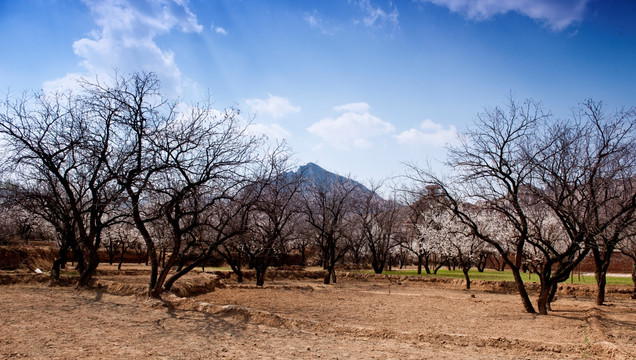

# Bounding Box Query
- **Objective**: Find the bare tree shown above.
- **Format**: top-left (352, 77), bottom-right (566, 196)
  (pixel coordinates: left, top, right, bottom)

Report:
top-left (81, 72), bottom-right (261, 297)
top-left (530, 100), bottom-right (636, 307)
top-left (343, 219), bottom-right (367, 266)
top-left (578, 101), bottom-right (635, 305)
top-left (0, 189), bottom-right (44, 246)
top-left (240, 149), bottom-right (304, 286)
top-left (216, 234), bottom-right (247, 283)
top-left (288, 217), bottom-right (315, 267)
top-left (150, 112), bottom-right (260, 296)
top-left (352, 182), bottom-right (402, 274)
top-left (103, 222), bottom-right (138, 270)
top-left (303, 176), bottom-right (358, 284)
top-left (2, 179), bottom-right (78, 282)
top-left (161, 190), bottom-right (257, 293)
top-left (410, 97), bottom-right (636, 314)
top-left (618, 232), bottom-right (636, 299)
top-left (104, 230), bottom-right (119, 266)
top-left (409, 98), bottom-right (548, 313)
top-left (0, 89), bottom-right (123, 287)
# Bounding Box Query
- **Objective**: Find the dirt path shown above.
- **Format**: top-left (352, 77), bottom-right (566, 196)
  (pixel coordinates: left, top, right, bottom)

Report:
top-left (1, 276), bottom-right (634, 359)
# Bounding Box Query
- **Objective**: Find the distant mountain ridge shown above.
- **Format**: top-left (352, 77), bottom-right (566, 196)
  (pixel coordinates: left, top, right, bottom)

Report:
top-left (290, 162), bottom-right (373, 196)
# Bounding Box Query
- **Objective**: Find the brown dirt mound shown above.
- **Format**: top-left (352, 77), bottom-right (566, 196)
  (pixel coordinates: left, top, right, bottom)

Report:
top-left (95, 272), bottom-right (225, 298)
top-left (212, 269), bottom-right (327, 281)
top-left (95, 280), bottom-right (147, 296)
top-left (0, 245), bottom-right (56, 271)
top-left (169, 273), bottom-right (225, 297)
top-left (0, 271), bottom-right (50, 285)
top-left (96, 268), bottom-right (150, 277)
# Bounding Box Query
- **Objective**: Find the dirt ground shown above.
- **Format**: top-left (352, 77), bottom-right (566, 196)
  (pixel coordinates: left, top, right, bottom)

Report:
top-left (1, 267), bottom-right (635, 359)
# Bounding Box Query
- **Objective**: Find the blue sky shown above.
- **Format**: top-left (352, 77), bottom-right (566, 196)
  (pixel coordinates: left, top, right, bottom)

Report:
top-left (1, 0), bottom-right (635, 183)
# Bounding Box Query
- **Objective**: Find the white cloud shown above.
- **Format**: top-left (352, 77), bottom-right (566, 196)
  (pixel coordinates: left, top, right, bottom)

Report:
top-left (308, 102), bottom-right (395, 150)
top-left (394, 119), bottom-right (458, 147)
top-left (305, 10), bottom-right (338, 35)
top-left (42, 73), bottom-right (84, 94)
top-left (333, 102), bottom-right (370, 113)
top-left (211, 23), bottom-right (228, 35)
top-left (247, 123), bottom-right (291, 141)
top-left (245, 94), bottom-right (301, 119)
top-left (419, 0), bottom-right (588, 31)
top-left (351, 0), bottom-right (399, 29)
top-left (307, 2), bottom-right (398, 35)
top-left (46, 0), bottom-right (202, 94)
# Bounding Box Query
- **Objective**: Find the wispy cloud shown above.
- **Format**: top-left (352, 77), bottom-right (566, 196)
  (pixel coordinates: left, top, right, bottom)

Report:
top-left (419, 0), bottom-right (588, 31)
top-left (307, 1), bottom-right (398, 35)
top-left (44, 0), bottom-right (202, 94)
top-left (351, 0), bottom-right (399, 30)
top-left (394, 119), bottom-right (457, 147)
top-left (245, 94), bottom-right (301, 119)
top-left (211, 23), bottom-right (228, 35)
top-left (308, 102), bottom-right (395, 150)
top-left (305, 10), bottom-right (339, 35)
top-left (247, 123), bottom-right (291, 141)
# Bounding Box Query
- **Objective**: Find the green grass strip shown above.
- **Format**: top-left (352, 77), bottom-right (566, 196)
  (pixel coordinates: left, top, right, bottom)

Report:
top-left (368, 268), bottom-right (633, 285)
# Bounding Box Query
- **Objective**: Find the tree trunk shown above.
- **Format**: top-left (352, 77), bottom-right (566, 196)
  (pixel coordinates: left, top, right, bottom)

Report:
top-left (593, 247), bottom-right (612, 306)
top-left (595, 268), bottom-right (608, 306)
top-left (547, 282), bottom-right (559, 311)
top-left (537, 266), bottom-right (572, 315)
top-left (324, 267), bottom-right (332, 284)
top-left (631, 260), bottom-right (636, 300)
top-left (77, 247), bottom-right (100, 288)
top-left (229, 256), bottom-right (243, 284)
top-left (74, 249), bottom-right (86, 275)
top-left (50, 257), bottom-right (64, 284)
top-left (462, 266), bottom-right (471, 290)
top-left (511, 266), bottom-right (536, 314)
top-left (176, 256), bottom-right (185, 272)
top-left (234, 253), bottom-right (244, 283)
top-left (434, 258), bottom-right (447, 274)
top-left (150, 235), bottom-right (180, 298)
top-left (147, 248), bottom-right (158, 290)
top-left (417, 255), bottom-right (422, 275)
top-left (537, 281), bottom-right (551, 315)
top-left (476, 253), bottom-right (487, 272)
top-left (488, 255), bottom-right (500, 271)
top-left (163, 254), bottom-right (209, 292)
top-left (256, 268), bottom-right (266, 287)
top-left (324, 243), bottom-right (337, 284)
top-left (118, 244), bottom-right (126, 271)
top-left (299, 244), bottom-right (306, 266)
top-left (50, 242), bottom-right (71, 284)
top-left (372, 261), bottom-right (384, 274)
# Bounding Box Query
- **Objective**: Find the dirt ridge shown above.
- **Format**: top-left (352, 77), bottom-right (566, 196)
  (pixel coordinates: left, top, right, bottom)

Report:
top-left (159, 295), bottom-right (590, 358)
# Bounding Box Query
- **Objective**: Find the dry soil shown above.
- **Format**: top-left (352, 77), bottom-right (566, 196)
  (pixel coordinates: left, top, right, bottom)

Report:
top-left (1, 268), bottom-right (635, 359)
